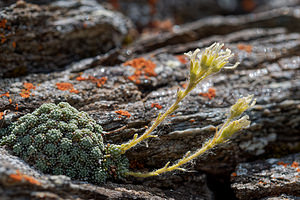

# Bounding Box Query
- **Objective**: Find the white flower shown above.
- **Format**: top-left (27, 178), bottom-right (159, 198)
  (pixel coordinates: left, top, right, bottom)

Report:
top-left (230, 95), bottom-right (256, 119)
top-left (184, 43), bottom-right (240, 84)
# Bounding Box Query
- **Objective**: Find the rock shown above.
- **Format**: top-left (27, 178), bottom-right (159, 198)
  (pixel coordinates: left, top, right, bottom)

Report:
top-left (102, 0), bottom-right (300, 28)
top-left (0, 0), bottom-right (134, 77)
top-left (231, 153), bottom-right (300, 200)
top-left (0, 25), bottom-right (299, 198)
top-left (0, 147), bottom-right (213, 199)
top-left (127, 6), bottom-right (300, 54)
top-left (0, 3), bottom-right (300, 200)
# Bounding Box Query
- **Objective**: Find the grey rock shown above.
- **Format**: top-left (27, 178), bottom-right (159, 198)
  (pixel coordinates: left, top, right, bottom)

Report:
top-left (0, 3), bottom-right (300, 200)
top-left (0, 0), bottom-right (133, 77)
top-left (231, 153), bottom-right (300, 200)
top-left (0, 147), bottom-right (213, 199)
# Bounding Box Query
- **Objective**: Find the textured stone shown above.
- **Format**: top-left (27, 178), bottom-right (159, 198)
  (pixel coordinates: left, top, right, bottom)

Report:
top-left (0, 0), bottom-right (133, 77)
top-left (0, 147), bottom-right (212, 199)
top-left (231, 153), bottom-right (300, 200)
top-left (0, 3), bottom-right (300, 200)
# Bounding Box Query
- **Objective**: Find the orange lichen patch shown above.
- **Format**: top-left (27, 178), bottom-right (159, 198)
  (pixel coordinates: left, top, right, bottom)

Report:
top-left (199, 88), bottom-right (216, 100)
top-left (0, 112), bottom-right (4, 120)
top-left (291, 161), bottom-right (299, 168)
top-left (277, 161), bottom-right (288, 168)
top-left (24, 82), bottom-right (36, 90)
top-left (0, 92), bottom-right (9, 98)
top-left (76, 76), bottom-right (86, 81)
top-left (176, 55), bottom-right (188, 64)
top-left (189, 119), bottom-right (195, 123)
top-left (12, 41), bottom-right (16, 48)
top-left (56, 82), bottom-right (79, 94)
top-left (9, 170), bottom-right (41, 186)
top-left (123, 57), bottom-right (157, 84)
top-left (69, 88), bottom-right (79, 94)
top-left (1, 37), bottom-right (6, 44)
top-left (258, 181), bottom-right (266, 185)
top-left (115, 110), bottom-right (131, 118)
top-left (56, 82), bottom-right (73, 91)
top-left (19, 89), bottom-right (31, 98)
top-left (231, 172), bottom-right (237, 177)
top-left (0, 19), bottom-right (7, 29)
top-left (181, 83), bottom-right (187, 89)
top-left (19, 82), bottom-right (36, 98)
top-left (0, 19), bottom-right (8, 45)
top-left (237, 43), bottom-right (252, 53)
top-left (151, 103), bottom-right (162, 110)
top-left (76, 75), bottom-right (107, 88)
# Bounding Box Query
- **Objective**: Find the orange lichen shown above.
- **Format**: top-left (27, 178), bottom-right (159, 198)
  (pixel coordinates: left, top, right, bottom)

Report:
top-left (0, 112), bottom-right (4, 120)
top-left (115, 110), bottom-right (131, 118)
top-left (231, 172), bottom-right (237, 177)
top-left (199, 88), bottom-right (216, 99)
top-left (56, 82), bottom-right (79, 94)
top-left (181, 83), bottom-right (187, 89)
top-left (76, 75), bottom-right (107, 88)
top-left (24, 82), bottom-right (36, 90)
top-left (291, 161), bottom-right (299, 168)
top-left (0, 92), bottom-right (9, 98)
top-left (189, 119), bottom-right (195, 123)
top-left (76, 76), bottom-right (86, 81)
top-left (0, 19), bottom-right (7, 29)
top-left (9, 170), bottom-right (41, 185)
top-left (19, 83), bottom-right (36, 98)
top-left (0, 19), bottom-right (8, 45)
top-left (1, 37), bottom-right (6, 44)
top-left (176, 55), bottom-right (188, 64)
top-left (56, 82), bottom-right (73, 91)
top-left (19, 89), bottom-right (31, 98)
top-left (258, 181), bottom-right (266, 185)
top-left (277, 161), bottom-right (288, 168)
top-left (151, 103), bottom-right (162, 109)
top-left (123, 58), bottom-right (157, 84)
top-left (237, 43), bottom-right (252, 53)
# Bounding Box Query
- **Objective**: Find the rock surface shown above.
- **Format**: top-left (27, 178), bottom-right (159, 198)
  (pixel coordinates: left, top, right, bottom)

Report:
top-left (0, 1), bottom-right (300, 200)
top-left (231, 153), bottom-right (300, 200)
top-left (0, 0), bottom-right (133, 77)
top-left (0, 147), bottom-right (213, 199)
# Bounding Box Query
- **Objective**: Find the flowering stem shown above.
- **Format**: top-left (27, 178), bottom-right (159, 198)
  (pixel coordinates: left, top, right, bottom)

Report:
top-left (120, 43), bottom-right (248, 177)
top-left (120, 88), bottom-right (189, 153)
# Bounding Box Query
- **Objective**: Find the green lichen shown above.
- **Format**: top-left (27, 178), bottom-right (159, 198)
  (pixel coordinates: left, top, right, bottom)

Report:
top-left (0, 102), bottom-right (128, 184)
